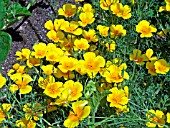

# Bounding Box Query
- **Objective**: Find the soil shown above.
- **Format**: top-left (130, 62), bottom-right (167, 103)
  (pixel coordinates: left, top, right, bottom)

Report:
top-left (0, 0), bottom-right (75, 76)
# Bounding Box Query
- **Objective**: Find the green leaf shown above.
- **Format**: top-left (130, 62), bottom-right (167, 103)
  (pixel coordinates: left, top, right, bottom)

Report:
top-left (0, 18), bottom-right (5, 30)
top-left (88, 90), bottom-right (111, 113)
top-left (3, 0), bottom-right (10, 7)
top-left (0, 31), bottom-right (12, 63)
top-left (84, 80), bottom-right (97, 99)
top-left (10, 2), bottom-right (31, 17)
top-left (0, 1), bottom-right (6, 18)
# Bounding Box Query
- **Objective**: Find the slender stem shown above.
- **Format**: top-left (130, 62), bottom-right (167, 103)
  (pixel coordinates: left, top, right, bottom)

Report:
top-left (131, 63), bottom-right (136, 81)
top-left (12, 93), bottom-right (21, 107)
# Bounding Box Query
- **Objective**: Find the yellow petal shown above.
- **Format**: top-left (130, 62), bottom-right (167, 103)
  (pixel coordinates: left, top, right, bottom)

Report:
top-left (146, 48), bottom-right (153, 59)
top-left (0, 74), bottom-right (6, 88)
top-left (9, 84), bottom-right (19, 93)
top-left (20, 85), bottom-right (32, 94)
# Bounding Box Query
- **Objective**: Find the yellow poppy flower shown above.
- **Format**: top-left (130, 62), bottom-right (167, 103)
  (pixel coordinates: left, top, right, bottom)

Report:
top-left (54, 19), bottom-right (65, 31)
top-left (120, 4), bottom-right (132, 19)
top-left (33, 42), bottom-right (47, 59)
top-left (110, 24), bottom-right (126, 38)
top-left (154, 59), bottom-right (170, 74)
top-left (78, 12), bottom-right (95, 27)
top-left (58, 4), bottom-right (77, 17)
top-left (41, 64), bottom-right (57, 75)
top-left (146, 61), bottom-right (157, 76)
top-left (100, 0), bottom-right (119, 10)
top-left (38, 75), bottom-right (55, 89)
top-left (60, 35), bottom-right (76, 51)
top-left (110, 3), bottom-right (131, 19)
top-left (9, 73), bottom-right (33, 94)
top-left (107, 87), bottom-right (128, 108)
top-left (16, 48), bottom-right (31, 61)
top-left (82, 29), bottom-right (98, 42)
top-left (104, 64), bottom-right (129, 83)
top-left (17, 66), bottom-right (26, 74)
top-left (136, 20), bottom-right (157, 38)
top-left (130, 49), bottom-right (148, 65)
top-left (60, 21), bottom-right (82, 35)
top-left (2, 103), bottom-right (11, 112)
top-left (79, 52), bottom-right (105, 78)
top-left (146, 109), bottom-right (165, 128)
top-left (74, 38), bottom-right (89, 51)
top-left (58, 56), bottom-right (78, 73)
top-left (64, 100), bottom-right (90, 128)
top-left (46, 30), bottom-right (65, 43)
top-left (63, 80), bottom-right (83, 101)
top-left (44, 82), bottom-right (63, 98)
top-left (26, 55), bottom-right (41, 68)
top-left (46, 44), bottom-right (64, 62)
top-left (97, 25), bottom-right (109, 37)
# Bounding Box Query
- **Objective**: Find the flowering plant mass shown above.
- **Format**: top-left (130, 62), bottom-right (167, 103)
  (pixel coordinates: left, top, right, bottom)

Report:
top-left (0, 0), bottom-right (170, 127)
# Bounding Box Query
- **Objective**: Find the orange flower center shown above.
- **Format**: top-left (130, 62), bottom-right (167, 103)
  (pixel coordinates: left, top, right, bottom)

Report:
top-left (48, 54), bottom-right (56, 60)
top-left (29, 58), bottom-right (39, 65)
top-left (68, 113), bottom-right (79, 121)
top-left (110, 72), bottom-right (123, 81)
top-left (134, 57), bottom-right (143, 63)
top-left (64, 42), bottom-right (73, 48)
top-left (152, 117), bottom-right (163, 124)
top-left (141, 26), bottom-right (151, 34)
top-left (85, 61), bottom-right (99, 70)
top-left (111, 93), bottom-right (122, 105)
top-left (70, 87), bottom-right (77, 97)
top-left (64, 62), bottom-right (74, 69)
top-left (149, 66), bottom-right (156, 72)
top-left (65, 9), bottom-right (74, 17)
top-left (0, 111), bottom-right (5, 120)
top-left (36, 50), bottom-right (46, 57)
top-left (103, 3), bottom-right (109, 8)
top-left (157, 65), bottom-right (166, 72)
top-left (114, 30), bottom-right (120, 36)
top-left (47, 85), bottom-right (60, 94)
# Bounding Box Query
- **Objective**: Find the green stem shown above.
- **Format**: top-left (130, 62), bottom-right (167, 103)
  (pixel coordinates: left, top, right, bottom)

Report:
top-left (3, 17), bottom-right (22, 30)
top-left (12, 93), bottom-right (21, 107)
top-left (131, 63), bottom-right (136, 81)
top-left (92, 111), bottom-right (95, 127)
